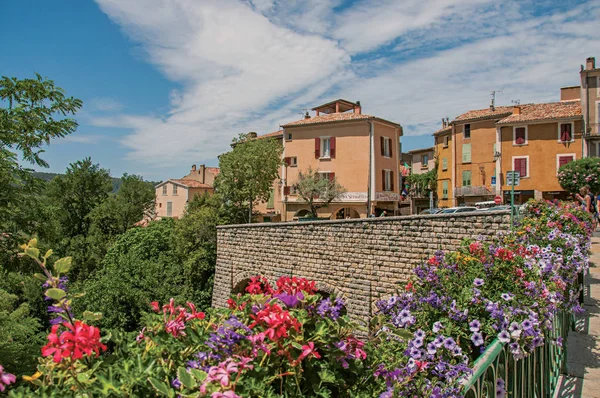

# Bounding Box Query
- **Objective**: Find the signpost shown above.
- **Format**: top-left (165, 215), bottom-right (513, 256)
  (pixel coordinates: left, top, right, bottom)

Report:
top-left (506, 171), bottom-right (520, 230)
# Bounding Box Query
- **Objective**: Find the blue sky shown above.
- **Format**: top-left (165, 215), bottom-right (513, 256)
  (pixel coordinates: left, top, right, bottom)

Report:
top-left (2, 0), bottom-right (599, 181)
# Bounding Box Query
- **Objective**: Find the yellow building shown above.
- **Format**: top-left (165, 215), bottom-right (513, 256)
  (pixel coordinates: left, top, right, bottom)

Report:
top-left (433, 121), bottom-right (453, 208)
top-left (580, 56), bottom-right (600, 156)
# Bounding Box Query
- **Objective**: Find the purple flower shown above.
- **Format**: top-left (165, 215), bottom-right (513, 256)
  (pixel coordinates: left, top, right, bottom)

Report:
top-left (427, 342), bottom-right (437, 355)
top-left (521, 319), bottom-right (533, 330)
top-left (432, 321), bottom-right (443, 333)
top-left (171, 378), bottom-right (181, 389)
top-left (471, 332), bottom-right (484, 347)
top-left (469, 320), bottom-right (481, 332)
top-left (501, 293), bottom-right (513, 301)
top-left (443, 337), bottom-right (456, 350)
top-left (275, 292), bottom-right (304, 308)
top-left (473, 278), bottom-right (484, 287)
top-left (498, 330), bottom-right (510, 343)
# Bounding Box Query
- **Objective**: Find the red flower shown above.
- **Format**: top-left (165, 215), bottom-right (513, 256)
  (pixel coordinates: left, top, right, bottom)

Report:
top-left (405, 281), bottom-right (414, 292)
top-left (427, 257), bottom-right (439, 266)
top-left (41, 321), bottom-right (106, 363)
top-left (249, 303), bottom-right (301, 341)
top-left (185, 302), bottom-right (206, 321)
top-left (150, 301), bottom-right (160, 312)
top-left (298, 342), bottom-right (321, 361)
top-left (246, 276), bottom-right (273, 295)
top-left (494, 248), bottom-right (514, 261)
top-left (275, 276), bottom-right (316, 295)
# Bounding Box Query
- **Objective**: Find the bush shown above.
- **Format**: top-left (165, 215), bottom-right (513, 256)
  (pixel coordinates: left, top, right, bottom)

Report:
top-left (558, 157), bottom-right (600, 194)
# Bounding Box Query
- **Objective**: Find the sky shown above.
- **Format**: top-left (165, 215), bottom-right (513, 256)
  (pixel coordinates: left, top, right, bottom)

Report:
top-left (2, 0), bottom-right (599, 181)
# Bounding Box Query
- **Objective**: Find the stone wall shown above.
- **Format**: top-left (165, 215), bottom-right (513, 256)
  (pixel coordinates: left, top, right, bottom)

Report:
top-left (212, 211), bottom-right (510, 327)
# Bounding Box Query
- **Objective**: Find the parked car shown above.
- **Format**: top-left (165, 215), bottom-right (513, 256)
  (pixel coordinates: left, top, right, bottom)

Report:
top-left (420, 208), bottom-right (443, 215)
top-left (440, 206), bottom-right (478, 214)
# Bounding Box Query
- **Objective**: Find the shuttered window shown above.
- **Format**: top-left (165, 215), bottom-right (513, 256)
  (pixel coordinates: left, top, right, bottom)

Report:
top-left (558, 155), bottom-right (574, 171)
top-left (166, 202), bottom-right (173, 217)
top-left (514, 158), bottom-right (528, 177)
top-left (442, 181), bottom-right (448, 199)
top-left (464, 124), bottom-right (471, 139)
top-left (462, 144), bottom-right (471, 163)
top-left (162, 185), bottom-right (167, 195)
top-left (514, 127), bottom-right (527, 145)
top-left (442, 157), bottom-right (448, 170)
top-left (559, 123), bottom-right (572, 142)
top-left (462, 171), bottom-right (471, 187)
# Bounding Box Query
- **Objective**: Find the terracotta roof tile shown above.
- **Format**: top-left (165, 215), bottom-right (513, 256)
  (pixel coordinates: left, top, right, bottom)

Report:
top-left (257, 130), bottom-right (283, 139)
top-left (454, 106), bottom-right (514, 123)
top-left (433, 125), bottom-right (452, 136)
top-left (283, 112), bottom-right (400, 128)
top-left (408, 146), bottom-right (434, 154)
top-left (171, 179), bottom-right (213, 188)
top-left (496, 101), bottom-right (581, 125)
top-left (205, 167), bottom-right (220, 175)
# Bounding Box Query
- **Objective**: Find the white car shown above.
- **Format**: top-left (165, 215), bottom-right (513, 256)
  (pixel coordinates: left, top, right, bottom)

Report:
top-left (440, 206), bottom-right (478, 214)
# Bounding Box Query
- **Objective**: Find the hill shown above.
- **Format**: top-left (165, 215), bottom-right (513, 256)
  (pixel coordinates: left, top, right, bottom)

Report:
top-left (32, 172), bottom-right (160, 192)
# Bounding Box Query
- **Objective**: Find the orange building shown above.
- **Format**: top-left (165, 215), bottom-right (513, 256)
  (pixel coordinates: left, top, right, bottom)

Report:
top-left (496, 99), bottom-right (583, 203)
top-left (433, 121), bottom-right (453, 208)
top-left (255, 99), bottom-right (403, 220)
top-left (155, 164), bottom-right (219, 219)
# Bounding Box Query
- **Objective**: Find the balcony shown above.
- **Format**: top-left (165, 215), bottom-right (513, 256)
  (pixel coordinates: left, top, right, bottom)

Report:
top-left (454, 185), bottom-right (494, 197)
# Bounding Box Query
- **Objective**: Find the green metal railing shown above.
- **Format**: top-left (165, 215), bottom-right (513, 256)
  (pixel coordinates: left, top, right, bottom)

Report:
top-left (462, 270), bottom-right (583, 398)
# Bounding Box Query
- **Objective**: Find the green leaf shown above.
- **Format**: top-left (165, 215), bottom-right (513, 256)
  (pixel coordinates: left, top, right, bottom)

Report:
top-left (53, 257), bottom-right (72, 274)
top-left (45, 288), bottom-right (66, 301)
top-left (148, 377), bottom-right (173, 397)
top-left (44, 249), bottom-right (53, 259)
top-left (318, 369), bottom-right (336, 384)
top-left (177, 367), bottom-right (196, 389)
top-left (83, 311), bottom-right (103, 321)
top-left (33, 273), bottom-right (47, 282)
top-left (25, 247), bottom-right (40, 259)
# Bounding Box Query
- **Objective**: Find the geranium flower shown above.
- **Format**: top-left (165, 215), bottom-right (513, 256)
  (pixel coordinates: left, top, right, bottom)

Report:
top-left (299, 342), bottom-right (321, 361)
top-left (0, 366), bottom-right (16, 392)
top-left (41, 321), bottom-right (107, 363)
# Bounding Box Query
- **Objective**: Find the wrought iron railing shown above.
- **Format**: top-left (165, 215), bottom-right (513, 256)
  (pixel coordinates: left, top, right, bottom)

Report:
top-left (461, 275), bottom-right (581, 397)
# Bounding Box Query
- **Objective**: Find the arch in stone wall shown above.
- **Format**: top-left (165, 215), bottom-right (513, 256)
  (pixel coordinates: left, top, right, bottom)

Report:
top-left (232, 270), bottom-right (264, 295)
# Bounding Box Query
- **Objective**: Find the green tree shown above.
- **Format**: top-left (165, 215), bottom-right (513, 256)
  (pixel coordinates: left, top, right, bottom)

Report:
top-left (558, 157), bottom-right (600, 194)
top-left (215, 133), bottom-right (282, 223)
top-left (294, 166), bottom-right (346, 218)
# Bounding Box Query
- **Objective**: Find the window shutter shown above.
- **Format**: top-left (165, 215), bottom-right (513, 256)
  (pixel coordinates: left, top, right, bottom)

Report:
top-left (284, 157), bottom-right (291, 166)
top-left (329, 172), bottom-right (335, 182)
top-left (315, 138), bottom-right (320, 158)
top-left (559, 156), bottom-right (573, 168)
top-left (389, 138), bottom-right (393, 158)
top-left (520, 158), bottom-right (527, 177)
top-left (380, 137), bottom-right (384, 156)
top-left (462, 144), bottom-right (471, 163)
top-left (267, 189), bottom-right (274, 208)
top-left (391, 171), bottom-right (394, 191)
top-left (330, 137), bottom-right (336, 158)
top-left (442, 181), bottom-right (448, 198)
top-left (283, 186), bottom-right (290, 196)
top-left (382, 170), bottom-right (386, 190)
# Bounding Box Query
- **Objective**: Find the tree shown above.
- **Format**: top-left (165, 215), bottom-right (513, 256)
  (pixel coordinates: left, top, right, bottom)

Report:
top-left (215, 133), bottom-right (282, 223)
top-left (558, 157), bottom-right (600, 194)
top-left (294, 167), bottom-right (346, 218)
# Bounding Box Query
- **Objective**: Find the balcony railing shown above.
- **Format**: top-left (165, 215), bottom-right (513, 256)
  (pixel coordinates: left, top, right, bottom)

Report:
top-left (454, 186), bottom-right (494, 197)
top-left (461, 272), bottom-right (581, 397)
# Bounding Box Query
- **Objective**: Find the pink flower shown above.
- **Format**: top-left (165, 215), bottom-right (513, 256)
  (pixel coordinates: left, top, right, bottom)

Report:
top-left (211, 392), bottom-right (241, 398)
top-left (0, 366), bottom-right (16, 392)
top-left (299, 342), bottom-right (321, 361)
top-left (150, 301), bottom-right (160, 312)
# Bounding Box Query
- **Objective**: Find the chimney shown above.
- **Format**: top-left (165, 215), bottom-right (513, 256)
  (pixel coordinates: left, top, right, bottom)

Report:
top-left (586, 57), bottom-right (596, 70)
top-left (199, 164), bottom-right (206, 184)
top-left (354, 100), bottom-right (362, 114)
top-left (304, 111), bottom-right (310, 119)
top-left (513, 106), bottom-right (521, 115)
top-left (560, 86), bottom-right (581, 101)
top-left (191, 164), bottom-right (196, 172)
top-left (248, 132), bottom-right (257, 138)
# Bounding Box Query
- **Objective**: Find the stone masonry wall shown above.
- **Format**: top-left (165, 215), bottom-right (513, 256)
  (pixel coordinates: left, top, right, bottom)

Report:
top-left (213, 211), bottom-right (510, 328)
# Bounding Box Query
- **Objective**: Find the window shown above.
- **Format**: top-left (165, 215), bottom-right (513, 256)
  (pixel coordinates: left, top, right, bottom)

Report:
top-left (383, 170), bottom-right (394, 191)
top-left (462, 143), bottom-right (471, 163)
top-left (464, 124), bottom-right (471, 139)
top-left (513, 126), bottom-right (527, 146)
top-left (318, 171), bottom-right (335, 182)
top-left (443, 135), bottom-right (449, 147)
top-left (513, 157), bottom-right (529, 178)
top-left (442, 181), bottom-right (448, 199)
top-left (173, 184), bottom-right (178, 195)
top-left (162, 185), bottom-right (167, 195)
top-left (462, 170), bottom-right (472, 187)
top-left (166, 201), bottom-right (173, 217)
top-left (317, 137), bottom-right (334, 159)
top-left (290, 156), bottom-right (297, 167)
top-left (267, 189), bottom-right (274, 209)
top-left (557, 154), bottom-right (575, 172)
top-left (286, 132), bottom-right (292, 141)
top-left (558, 123), bottom-right (574, 143)
top-left (422, 154), bottom-right (429, 166)
top-left (442, 157), bottom-right (448, 170)
top-left (381, 137), bottom-right (392, 157)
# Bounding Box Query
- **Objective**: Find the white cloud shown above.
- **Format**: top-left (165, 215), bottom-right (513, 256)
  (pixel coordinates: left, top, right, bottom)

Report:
top-left (86, 97), bottom-right (124, 112)
top-left (61, 134), bottom-right (106, 144)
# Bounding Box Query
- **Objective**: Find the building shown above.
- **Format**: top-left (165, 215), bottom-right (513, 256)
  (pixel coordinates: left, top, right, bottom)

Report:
top-left (253, 130), bottom-right (285, 222)
top-left (155, 164), bottom-right (219, 219)
top-left (496, 98), bottom-right (583, 203)
top-left (433, 120), bottom-right (453, 208)
top-left (255, 99), bottom-right (402, 220)
top-left (581, 57), bottom-right (600, 156)
top-left (406, 146), bottom-right (435, 213)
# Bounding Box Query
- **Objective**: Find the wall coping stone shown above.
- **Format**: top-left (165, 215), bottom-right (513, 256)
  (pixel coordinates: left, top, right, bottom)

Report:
top-left (217, 210), bottom-right (511, 229)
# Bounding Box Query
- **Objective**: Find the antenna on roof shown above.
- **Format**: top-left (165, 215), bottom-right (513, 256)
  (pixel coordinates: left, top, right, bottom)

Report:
top-left (511, 99), bottom-right (520, 105)
top-left (299, 108), bottom-right (308, 117)
top-left (490, 90), bottom-right (502, 111)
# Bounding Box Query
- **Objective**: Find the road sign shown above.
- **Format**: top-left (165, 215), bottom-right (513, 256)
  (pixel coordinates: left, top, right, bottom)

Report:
top-left (506, 171), bottom-right (520, 186)
top-left (494, 196), bottom-right (502, 205)
top-left (491, 176), bottom-right (496, 185)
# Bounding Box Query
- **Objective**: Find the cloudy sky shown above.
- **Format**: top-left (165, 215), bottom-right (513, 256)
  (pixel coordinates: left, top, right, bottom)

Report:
top-left (2, 0), bottom-right (599, 180)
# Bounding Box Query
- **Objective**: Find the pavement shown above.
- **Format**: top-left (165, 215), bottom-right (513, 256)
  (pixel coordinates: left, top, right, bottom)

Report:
top-left (555, 231), bottom-right (600, 398)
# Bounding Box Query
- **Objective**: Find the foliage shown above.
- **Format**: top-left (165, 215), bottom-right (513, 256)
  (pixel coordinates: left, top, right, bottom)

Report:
top-left (558, 157), bottom-right (600, 194)
top-left (215, 133), bottom-right (282, 223)
top-left (294, 166), bottom-right (346, 218)
top-left (405, 169), bottom-right (436, 197)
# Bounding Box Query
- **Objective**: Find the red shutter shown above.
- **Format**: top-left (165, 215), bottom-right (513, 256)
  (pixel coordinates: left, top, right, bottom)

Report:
top-left (518, 158), bottom-right (527, 177)
top-left (559, 156), bottom-right (573, 168)
top-left (380, 136), bottom-right (384, 156)
top-left (389, 138), bottom-right (393, 158)
top-left (391, 171), bottom-right (394, 191)
top-left (329, 172), bottom-right (335, 182)
top-left (330, 137), bottom-right (336, 158)
top-left (514, 159), bottom-right (521, 175)
top-left (284, 157), bottom-right (291, 166)
top-left (283, 186), bottom-right (290, 196)
top-left (561, 124), bottom-right (572, 142)
top-left (314, 138), bottom-right (320, 158)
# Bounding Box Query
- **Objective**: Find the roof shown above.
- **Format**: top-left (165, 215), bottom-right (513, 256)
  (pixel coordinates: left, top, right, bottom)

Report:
top-left (156, 179), bottom-right (213, 189)
top-left (312, 99), bottom-right (358, 114)
top-left (282, 112), bottom-right (401, 129)
top-left (205, 167), bottom-right (220, 176)
top-left (496, 101), bottom-right (581, 125)
top-left (257, 130), bottom-right (283, 139)
top-left (454, 106), bottom-right (514, 123)
top-left (433, 125), bottom-right (452, 136)
top-left (408, 146), bottom-right (435, 154)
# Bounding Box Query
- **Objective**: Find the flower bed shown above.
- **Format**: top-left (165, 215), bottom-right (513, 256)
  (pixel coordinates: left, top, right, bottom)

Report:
top-left (3, 200), bottom-right (592, 397)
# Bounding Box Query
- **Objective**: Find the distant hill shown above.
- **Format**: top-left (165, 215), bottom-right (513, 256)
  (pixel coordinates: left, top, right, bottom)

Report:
top-left (32, 172), bottom-right (160, 193)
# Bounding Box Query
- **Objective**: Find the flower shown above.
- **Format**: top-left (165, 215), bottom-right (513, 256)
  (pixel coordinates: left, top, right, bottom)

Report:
top-left (497, 330), bottom-right (511, 343)
top-left (41, 321), bottom-right (107, 363)
top-left (469, 320), bottom-right (481, 332)
top-left (471, 332), bottom-right (484, 347)
top-left (432, 321), bottom-right (443, 333)
top-left (0, 365), bottom-right (16, 393)
top-left (473, 278), bottom-right (484, 287)
top-left (171, 378), bottom-right (181, 389)
top-left (150, 301), bottom-right (160, 312)
top-left (299, 342), bottom-right (321, 361)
